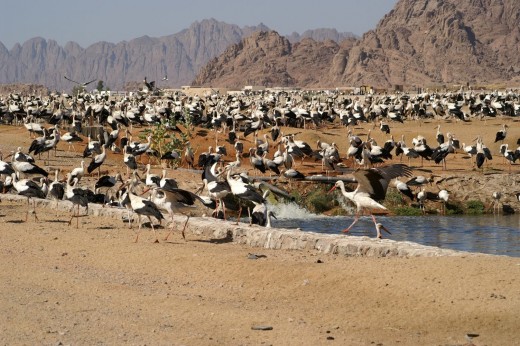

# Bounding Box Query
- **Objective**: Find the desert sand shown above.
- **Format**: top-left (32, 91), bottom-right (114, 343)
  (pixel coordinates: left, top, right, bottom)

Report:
top-left (1, 116), bottom-right (520, 345)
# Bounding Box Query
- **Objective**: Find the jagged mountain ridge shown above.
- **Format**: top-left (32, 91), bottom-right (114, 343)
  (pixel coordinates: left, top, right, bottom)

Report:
top-left (0, 19), bottom-right (266, 91)
top-left (194, 0), bottom-right (520, 89)
top-left (340, 0), bottom-right (520, 87)
top-left (0, 19), bottom-right (354, 91)
top-left (286, 28), bottom-right (357, 43)
top-left (192, 31), bottom-right (356, 88)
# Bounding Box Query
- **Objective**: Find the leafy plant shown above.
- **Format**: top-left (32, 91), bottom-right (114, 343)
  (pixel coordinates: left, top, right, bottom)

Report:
top-left (393, 206), bottom-right (423, 216)
top-left (305, 186), bottom-right (335, 213)
top-left (139, 116), bottom-right (188, 167)
top-left (384, 189), bottom-right (406, 208)
top-left (445, 201), bottom-right (464, 215)
top-left (465, 200), bottom-right (485, 215)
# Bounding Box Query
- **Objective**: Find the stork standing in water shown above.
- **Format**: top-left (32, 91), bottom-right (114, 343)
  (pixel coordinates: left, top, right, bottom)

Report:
top-left (491, 191), bottom-right (502, 214)
top-left (329, 164), bottom-right (413, 238)
top-left (438, 189), bottom-right (449, 215)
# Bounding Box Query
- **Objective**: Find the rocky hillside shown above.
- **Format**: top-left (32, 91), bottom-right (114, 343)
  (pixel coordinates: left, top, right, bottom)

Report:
top-left (192, 31), bottom-right (355, 88)
top-left (194, 0), bottom-right (520, 89)
top-left (340, 0), bottom-right (520, 88)
top-left (286, 28), bottom-right (357, 43)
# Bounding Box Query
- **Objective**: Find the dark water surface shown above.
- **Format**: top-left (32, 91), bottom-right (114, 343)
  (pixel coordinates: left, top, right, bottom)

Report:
top-left (269, 203), bottom-right (520, 257)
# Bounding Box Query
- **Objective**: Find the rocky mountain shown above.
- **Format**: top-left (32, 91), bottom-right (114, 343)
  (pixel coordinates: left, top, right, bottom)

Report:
top-left (0, 19), bottom-right (269, 91)
top-left (192, 31), bottom-right (356, 88)
top-left (0, 19), bottom-right (356, 92)
top-left (286, 28), bottom-right (357, 43)
top-left (339, 0), bottom-right (520, 88)
top-left (194, 0), bottom-right (520, 89)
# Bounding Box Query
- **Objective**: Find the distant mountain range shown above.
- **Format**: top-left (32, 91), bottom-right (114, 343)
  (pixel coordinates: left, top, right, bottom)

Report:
top-left (3, 0), bottom-right (519, 92)
top-left (0, 19), bottom-right (356, 91)
top-left (194, 0), bottom-right (520, 89)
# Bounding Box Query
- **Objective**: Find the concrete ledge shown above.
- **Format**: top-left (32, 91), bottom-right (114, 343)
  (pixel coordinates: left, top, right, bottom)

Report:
top-left (2, 194), bottom-right (481, 258)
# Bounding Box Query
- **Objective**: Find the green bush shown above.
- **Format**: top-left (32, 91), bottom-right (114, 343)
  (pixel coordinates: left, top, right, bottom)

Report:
top-left (465, 200), bottom-right (485, 215)
top-left (304, 186), bottom-right (335, 213)
top-left (445, 201), bottom-right (464, 215)
top-left (385, 189), bottom-right (405, 208)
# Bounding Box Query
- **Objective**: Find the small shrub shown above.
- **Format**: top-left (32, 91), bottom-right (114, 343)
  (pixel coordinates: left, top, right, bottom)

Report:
top-left (305, 186), bottom-right (335, 213)
top-left (290, 190), bottom-right (303, 205)
top-left (465, 200), bottom-right (485, 215)
top-left (385, 189), bottom-right (405, 208)
top-left (393, 206), bottom-right (423, 216)
top-left (445, 201), bottom-right (464, 215)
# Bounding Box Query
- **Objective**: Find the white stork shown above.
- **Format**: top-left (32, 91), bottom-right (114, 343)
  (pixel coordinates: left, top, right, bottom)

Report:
top-left (329, 164), bottom-right (413, 238)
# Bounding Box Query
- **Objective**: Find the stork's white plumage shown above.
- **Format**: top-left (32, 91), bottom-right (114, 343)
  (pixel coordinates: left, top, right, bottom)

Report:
top-left (11, 173), bottom-right (46, 221)
top-left (0, 157), bottom-right (15, 176)
top-left (151, 187), bottom-right (204, 240)
top-left (127, 191), bottom-right (164, 243)
top-left (61, 131), bottom-right (83, 152)
top-left (329, 164), bottom-right (413, 238)
top-left (48, 169), bottom-right (65, 215)
top-left (65, 174), bottom-right (89, 228)
top-left (438, 189), bottom-right (449, 215)
top-left (11, 156), bottom-right (48, 178)
top-left (394, 178), bottom-right (414, 201)
top-left (494, 124), bottom-right (508, 143)
top-left (144, 163), bottom-right (160, 188)
top-left (87, 144), bottom-right (106, 178)
top-left (159, 169), bottom-right (178, 191)
top-left (123, 145), bottom-right (137, 175)
top-left (70, 160), bottom-right (85, 182)
top-left (131, 134), bottom-right (152, 157)
top-left (226, 167), bottom-right (264, 224)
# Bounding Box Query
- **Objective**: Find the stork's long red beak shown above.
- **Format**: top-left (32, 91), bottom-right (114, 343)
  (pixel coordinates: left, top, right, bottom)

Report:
top-left (328, 186), bottom-right (336, 193)
top-left (381, 225), bottom-right (391, 235)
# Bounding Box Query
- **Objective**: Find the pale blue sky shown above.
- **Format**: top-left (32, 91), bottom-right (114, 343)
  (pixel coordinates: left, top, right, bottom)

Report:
top-left (1, 0), bottom-right (397, 49)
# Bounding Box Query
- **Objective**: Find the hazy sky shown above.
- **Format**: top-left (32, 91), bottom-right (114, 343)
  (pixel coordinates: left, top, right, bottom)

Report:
top-left (1, 0), bottom-right (397, 49)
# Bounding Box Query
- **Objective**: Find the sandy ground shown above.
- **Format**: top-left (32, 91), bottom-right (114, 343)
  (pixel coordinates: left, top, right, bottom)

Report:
top-left (1, 200), bottom-right (519, 346)
top-left (1, 117), bottom-right (520, 345)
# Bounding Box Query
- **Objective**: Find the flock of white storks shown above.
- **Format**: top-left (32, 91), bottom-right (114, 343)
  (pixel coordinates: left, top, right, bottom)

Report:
top-left (1, 84), bottom-right (519, 241)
